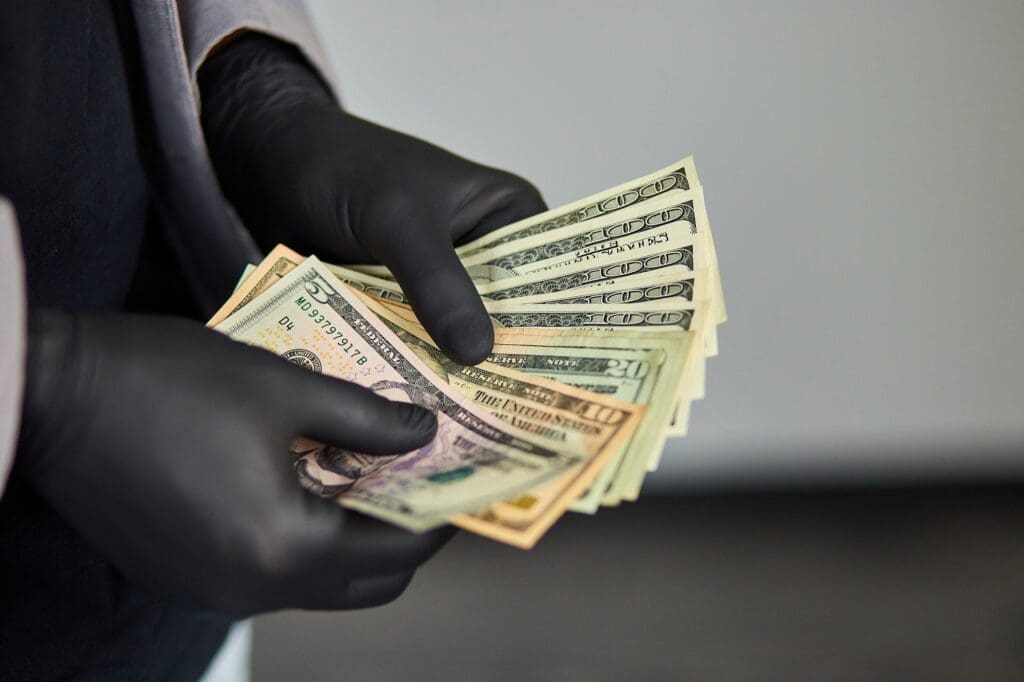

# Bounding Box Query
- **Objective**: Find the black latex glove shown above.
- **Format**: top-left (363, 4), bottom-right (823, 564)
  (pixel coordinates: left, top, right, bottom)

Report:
top-left (199, 33), bottom-right (547, 366)
top-left (17, 310), bottom-right (453, 617)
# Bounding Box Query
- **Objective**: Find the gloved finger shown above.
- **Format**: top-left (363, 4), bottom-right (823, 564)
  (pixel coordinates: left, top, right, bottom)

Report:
top-left (454, 174), bottom-right (548, 245)
top-left (332, 513), bottom-right (457, 577)
top-left (373, 233), bottom-right (494, 366)
top-left (299, 572), bottom-right (415, 611)
top-left (284, 366), bottom-right (437, 454)
top-left (293, 497), bottom-right (457, 579)
top-left (224, 495), bottom-right (454, 614)
top-left (337, 572), bottom-right (415, 610)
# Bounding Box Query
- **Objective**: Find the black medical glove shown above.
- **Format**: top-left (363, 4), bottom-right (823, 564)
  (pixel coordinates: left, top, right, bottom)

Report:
top-left (199, 33), bottom-right (547, 366)
top-left (17, 310), bottom-right (452, 617)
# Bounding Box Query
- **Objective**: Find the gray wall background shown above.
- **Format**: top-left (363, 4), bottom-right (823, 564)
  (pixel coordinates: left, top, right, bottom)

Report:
top-left (305, 0), bottom-right (1024, 488)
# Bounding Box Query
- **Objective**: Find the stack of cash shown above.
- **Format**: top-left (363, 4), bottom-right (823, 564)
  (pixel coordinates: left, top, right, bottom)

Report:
top-left (207, 156), bottom-right (724, 548)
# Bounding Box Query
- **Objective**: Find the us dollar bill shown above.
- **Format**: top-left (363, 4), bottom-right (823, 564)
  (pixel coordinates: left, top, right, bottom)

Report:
top-left (213, 256), bottom-right (602, 535)
top-left (477, 234), bottom-right (703, 301)
top-left (456, 156), bottom-right (699, 258)
top-left (462, 187), bottom-right (707, 282)
top-left (499, 264), bottom-right (716, 368)
top-left (333, 158), bottom-right (724, 325)
top-left (300, 255), bottom-right (716, 354)
top-left (328, 262), bottom-right (407, 301)
top-left (488, 303), bottom-right (706, 332)
top-left (485, 328), bottom-right (697, 512)
top-left (328, 260), bottom-right (710, 436)
top-left (506, 267), bottom-right (707, 306)
top-left (355, 294), bottom-right (646, 547)
top-left (363, 296), bottom-right (707, 509)
top-left (363, 298), bottom-right (642, 456)
top-left (364, 294), bottom-right (705, 403)
top-left (330, 257), bottom-right (719, 356)
top-left (209, 244), bottom-right (305, 326)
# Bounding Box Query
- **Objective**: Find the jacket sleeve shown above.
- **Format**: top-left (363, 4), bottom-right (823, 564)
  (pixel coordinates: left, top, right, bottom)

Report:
top-left (176, 0), bottom-right (337, 95)
top-left (0, 197), bottom-right (27, 499)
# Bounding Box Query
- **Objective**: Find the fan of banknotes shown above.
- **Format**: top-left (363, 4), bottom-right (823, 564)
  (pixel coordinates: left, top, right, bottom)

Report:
top-left (207, 156), bottom-right (725, 548)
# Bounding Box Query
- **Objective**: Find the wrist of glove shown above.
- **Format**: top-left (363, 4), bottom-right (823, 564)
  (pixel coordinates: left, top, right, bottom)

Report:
top-left (17, 309), bottom-right (452, 616)
top-left (199, 32), bottom-right (548, 364)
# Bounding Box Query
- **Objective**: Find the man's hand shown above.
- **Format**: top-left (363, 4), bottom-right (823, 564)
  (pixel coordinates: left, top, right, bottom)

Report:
top-left (17, 311), bottom-right (451, 617)
top-left (199, 33), bottom-right (547, 365)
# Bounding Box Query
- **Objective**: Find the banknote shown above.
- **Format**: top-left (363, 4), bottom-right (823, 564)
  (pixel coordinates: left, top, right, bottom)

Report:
top-left (292, 257), bottom-right (708, 447)
top-left (253, 259), bottom-right (713, 383)
top-left (339, 156), bottom-right (701, 281)
top-left (357, 295), bottom-right (642, 455)
top-left (354, 293), bottom-right (645, 546)
top-left (228, 256), bottom-right (649, 528)
top-left (335, 157), bottom-right (724, 327)
top-left (358, 295), bottom-right (703, 508)
top-left (476, 234), bottom-right (704, 301)
top-left (365, 293), bottom-right (708, 414)
top-left (365, 293), bottom-right (704, 403)
top-left (588, 308), bottom-right (709, 502)
top-left (456, 156), bottom-right (700, 258)
top-left (209, 244), bottom-right (305, 327)
top-left (488, 303), bottom-right (707, 332)
top-left (455, 157), bottom-right (725, 327)
top-left (504, 267), bottom-right (708, 306)
top-left (213, 256), bottom-right (600, 535)
top-left (330, 262), bottom-right (709, 333)
top-left (220, 154), bottom-right (723, 520)
top-left (485, 327), bottom-right (700, 509)
top-left (462, 187), bottom-right (708, 282)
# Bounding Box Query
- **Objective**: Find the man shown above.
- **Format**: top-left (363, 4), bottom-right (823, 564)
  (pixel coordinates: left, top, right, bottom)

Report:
top-left (0, 1), bottom-right (546, 678)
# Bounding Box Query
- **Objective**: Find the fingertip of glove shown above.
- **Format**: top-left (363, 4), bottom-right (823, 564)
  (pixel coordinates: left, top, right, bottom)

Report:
top-left (438, 312), bottom-right (494, 366)
top-left (396, 401), bottom-right (438, 445)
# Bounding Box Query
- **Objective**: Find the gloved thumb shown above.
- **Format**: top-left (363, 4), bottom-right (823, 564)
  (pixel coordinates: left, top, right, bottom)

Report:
top-left (285, 366), bottom-right (437, 454)
top-left (375, 234), bottom-right (494, 366)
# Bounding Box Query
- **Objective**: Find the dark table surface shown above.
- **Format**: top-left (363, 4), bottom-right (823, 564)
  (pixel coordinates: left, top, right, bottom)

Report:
top-left (254, 483), bottom-right (1024, 681)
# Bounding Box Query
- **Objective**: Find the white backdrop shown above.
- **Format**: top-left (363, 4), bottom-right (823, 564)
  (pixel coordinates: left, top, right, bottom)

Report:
top-left (306, 1), bottom-right (1024, 487)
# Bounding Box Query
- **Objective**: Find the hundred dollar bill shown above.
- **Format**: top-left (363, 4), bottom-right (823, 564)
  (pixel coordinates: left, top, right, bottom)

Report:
top-left (470, 228), bottom-right (718, 358)
top-left (341, 157), bottom-right (725, 324)
top-left (213, 256), bottom-right (599, 535)
top-left (488, 302), bottom-right (707, 332)
top-left (462, 187), bottom-right (708, 282)
top-left (506, 267), bottom-right (709, 306)
top-left (457, 156), bottom-right (700, 258)
top-left (476, 233), bottom-right (704, 301)
top-left (463, 185), bottom-right (724, 354)
top-left (457, 157), bottom-right (725, 326)
top-left (355, 294), bottom-right (645, 546)
top-left (329, 262), bottom-right (694, 313)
